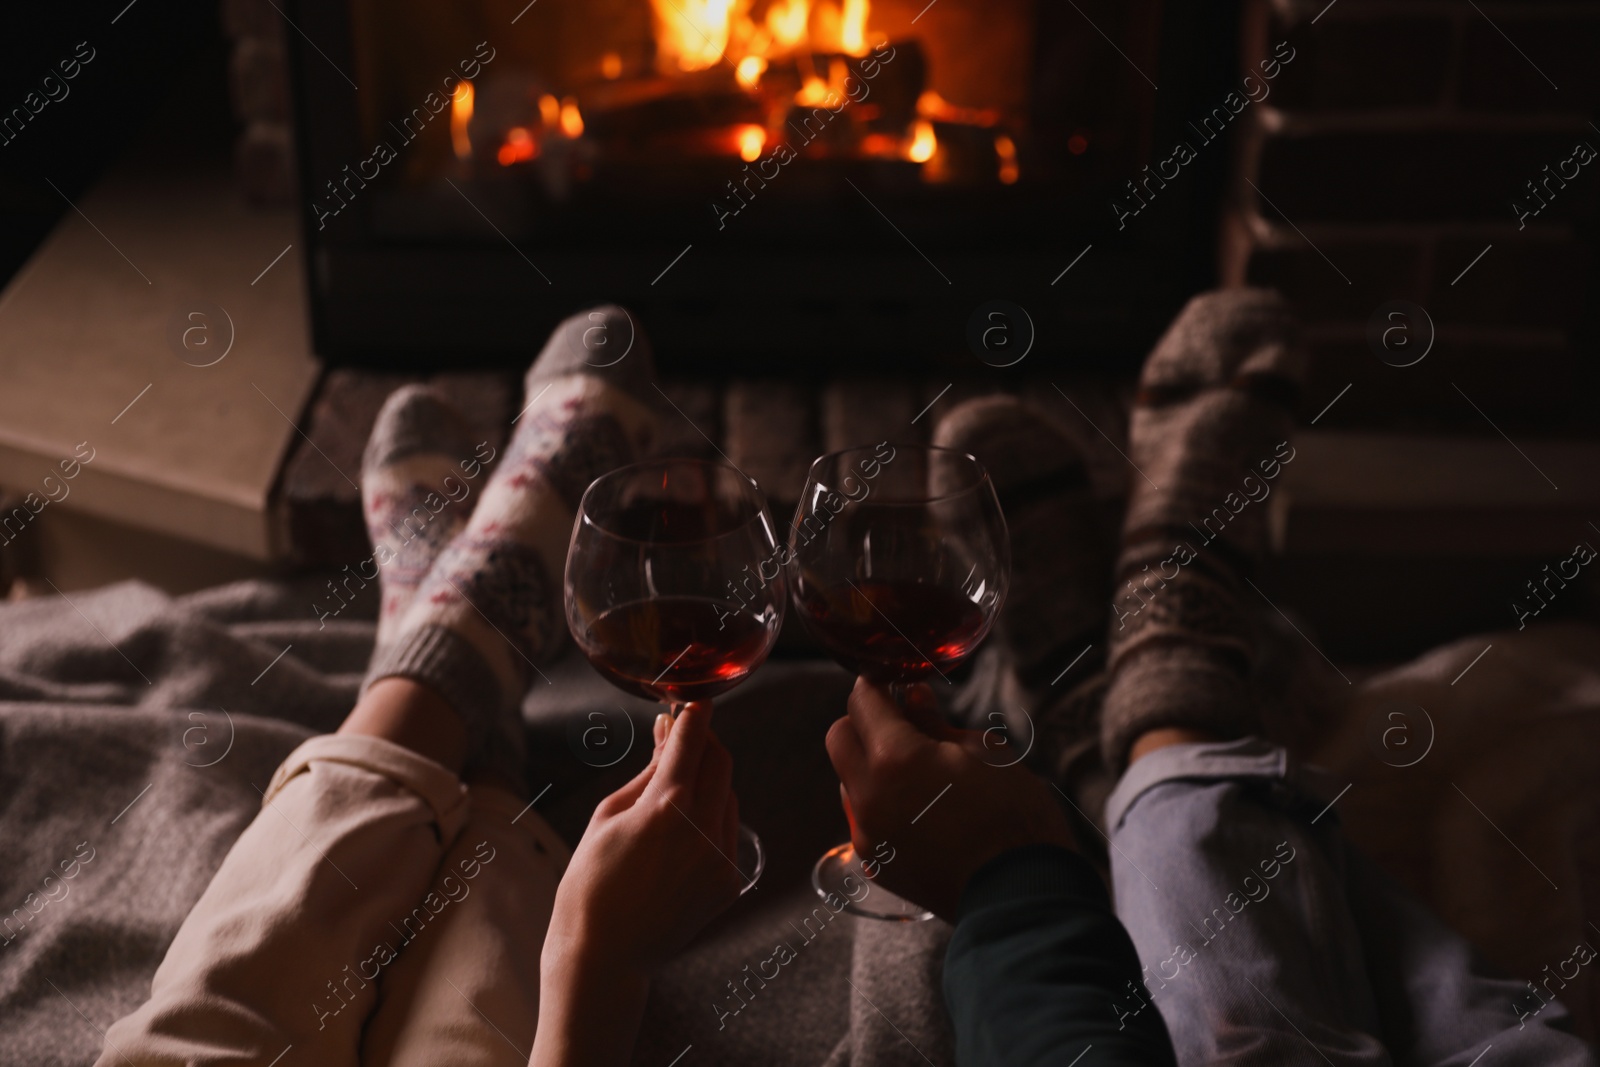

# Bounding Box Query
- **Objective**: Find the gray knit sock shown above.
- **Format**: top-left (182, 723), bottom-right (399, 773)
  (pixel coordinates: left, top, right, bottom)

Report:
top-left (933, 396), bottom-right (1117, 807)
top-left (366, 306), bottom-right (662, 784)
top-left (933, 396), bottom-right (1112, 690)
top-left (1101, 289), bottom-right (1307, 772)
top-left (359, 385), bottom-right (481, 655)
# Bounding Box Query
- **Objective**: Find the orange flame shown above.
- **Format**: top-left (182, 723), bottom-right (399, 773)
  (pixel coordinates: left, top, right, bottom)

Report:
top-left (766, 0), bottom-right (810, 50)
top-left (647, 0), bottom-right (880, 159)
top-left (840, 0), bottom-right (868, 55)
top-left (559, 97), bottom-right (585, 138)
top-left (736, 55), bottom-right (767, 89)
top-left (651, 0), bottom-right (742, 72)
top-left (538, 94), bottom-right (562, 128)
top-left (796, 75), bottom-right (829, 107)
top-left (907, 119), bottom-right (936, 164)
top-left (651, 0), bottom-right (872, 74)
top-left (737, 124), bottom-right (766, 161)
top-left (450, 82), bottom-right (474, 161)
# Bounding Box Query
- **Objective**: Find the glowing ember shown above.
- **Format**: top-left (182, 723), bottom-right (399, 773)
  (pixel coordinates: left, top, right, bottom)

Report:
top-left (539, 93), bottom-right (562, 128)
top-left (995, 134), bottom-right (1018, 184)
top-left (601, 52), bottom-right (623, 79)
top-left (860, 132), bottom-right (899, 156)
top-left (498, 126), bottom-right (536, 166)
top-left (917, 89), bottom-right (1000, 128)
top-left (735, 55), bottom-right (767, 90)
top-left (907, 119), bottom-right (936, 164)
top-left (796, 76), bottom-right (830, 107)
top-left (737, 124), bottom-right (766, 161)
top-left (559, 97), bottom-right (585, 138)
top-left (450, 81), bottom-right (474, 161)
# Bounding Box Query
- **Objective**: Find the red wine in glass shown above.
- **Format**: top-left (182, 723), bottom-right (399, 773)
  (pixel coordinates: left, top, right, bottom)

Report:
top-left (792, 579), bottom-right (990, 685)
top-left (566, 458), bottom-right (787, 895)
top-left (789, 444), bottom-right (1010, 921)
top-left (582, 596), bottom-right (779, 704)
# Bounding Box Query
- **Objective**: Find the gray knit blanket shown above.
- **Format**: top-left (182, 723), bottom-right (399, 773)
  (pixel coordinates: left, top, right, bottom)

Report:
top-left (3, 579), bottom-right (1597, 1064)
top-left (0, 578), bottom-right (954, 1067)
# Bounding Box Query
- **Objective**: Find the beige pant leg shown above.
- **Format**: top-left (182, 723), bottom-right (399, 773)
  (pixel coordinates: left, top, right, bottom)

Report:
top-left (361, 785), bottom-right (569, 1067)
top-left (98, 735), bottom-right (469, 1067)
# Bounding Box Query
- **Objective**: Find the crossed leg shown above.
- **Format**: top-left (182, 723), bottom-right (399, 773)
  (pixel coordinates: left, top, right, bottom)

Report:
top-left (99, 308), bottom-right (663, 1067)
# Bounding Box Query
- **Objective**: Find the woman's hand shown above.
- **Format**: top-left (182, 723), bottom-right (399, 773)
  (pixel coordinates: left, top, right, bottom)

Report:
top-left (532, 702), bottom-right (743, 1067)
top-left (546, 701), bottom-right (744, 975)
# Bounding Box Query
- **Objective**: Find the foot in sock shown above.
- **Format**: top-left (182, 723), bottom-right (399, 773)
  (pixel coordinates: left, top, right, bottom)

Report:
top-left (932, 396), bottom-right (1114, 810)
top-left (359, 385), bottom-right (485, 649)
top-left (366, 306), bottom-right (663, 785)
top-left (1101, 289), bottom-right (1307, 772)
top-left (933, 395), bottom-right (1112, 693)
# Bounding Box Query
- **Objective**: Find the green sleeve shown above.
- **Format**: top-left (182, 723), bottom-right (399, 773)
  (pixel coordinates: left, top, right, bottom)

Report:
top-left (943, 844), bottom-right (1177, 1066)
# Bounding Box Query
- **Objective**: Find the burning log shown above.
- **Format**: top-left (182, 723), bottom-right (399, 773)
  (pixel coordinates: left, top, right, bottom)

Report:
top-left (579, 68), bottom-right (764, 143)
top-left (850, 39), bottom-right (925, 134)
top-left (772, 39), bottom-right (925, 156)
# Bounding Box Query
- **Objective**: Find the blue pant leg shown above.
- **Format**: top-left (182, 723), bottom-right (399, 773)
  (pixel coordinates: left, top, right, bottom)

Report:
top-left (1106, 738), bottom-right (1390, 1067)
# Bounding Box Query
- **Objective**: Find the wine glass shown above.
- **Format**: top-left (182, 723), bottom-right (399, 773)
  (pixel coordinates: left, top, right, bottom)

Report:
top-left (789, 444), bottom-right (1010, 921)
top-left (565, 458), bottom-right (786, 894)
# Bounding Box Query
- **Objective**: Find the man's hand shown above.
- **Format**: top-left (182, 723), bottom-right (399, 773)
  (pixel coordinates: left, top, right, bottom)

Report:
top-left (825, 678), bottom-right (1076, 922)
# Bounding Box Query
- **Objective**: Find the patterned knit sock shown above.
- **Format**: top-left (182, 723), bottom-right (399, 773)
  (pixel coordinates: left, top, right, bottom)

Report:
top-left (359, 385), bottom-right (481, 656)
top-left (366, 306), bottom-right (662, 783)
top-left (1101, 289), bottom-right (1307, 772)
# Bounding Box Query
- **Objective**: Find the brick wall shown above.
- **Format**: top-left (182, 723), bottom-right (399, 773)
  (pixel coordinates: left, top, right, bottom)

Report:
top-left (221, 0), bottom-right (296, 206)
top-left (1222, 0), bottom-right (1599, 435)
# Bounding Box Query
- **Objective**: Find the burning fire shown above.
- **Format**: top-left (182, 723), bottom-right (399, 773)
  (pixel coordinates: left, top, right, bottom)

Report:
top-left (737, 124), bottom-right (766, 161)
top-left (487, 89), bottom-right (592, 167)
top-left (479, 0), bottom-right (1019, 184)
top-left (795, 75), bottom-right (829, 107)
top-left (766, 0), bottom-right (809, 49)
top-left (538, 93), bottom-right (562, 128)
top-left (735, 55), bottom-right (767, 89)
top-left (651, 0), bottom-right (874, 75)
top-left (839, 0), bottom-right (867, 54)
top-left (450, 82), bottom-right (474, 161)
top-left (906, 119), bottom-right (936, 164)
top-left (559, 97), bottom-right (585, 138)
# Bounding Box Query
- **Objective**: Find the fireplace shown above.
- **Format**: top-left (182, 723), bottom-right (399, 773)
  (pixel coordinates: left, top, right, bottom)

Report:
top-left (285, 0), bottom-right (1240, 371)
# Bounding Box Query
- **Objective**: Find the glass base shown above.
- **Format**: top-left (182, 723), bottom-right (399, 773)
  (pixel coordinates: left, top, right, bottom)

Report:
top-left (812, 842), bottom-right (934, 922)
top-left (736, 823), bottom-right (765, 895)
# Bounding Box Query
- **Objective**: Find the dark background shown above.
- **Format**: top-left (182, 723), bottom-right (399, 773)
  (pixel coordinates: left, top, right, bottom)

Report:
top-left (0, 0), bottom-right (227, 286)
